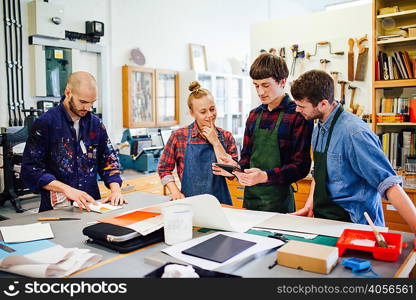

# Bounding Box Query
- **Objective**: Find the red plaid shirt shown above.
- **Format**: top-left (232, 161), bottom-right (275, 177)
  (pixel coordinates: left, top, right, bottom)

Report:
top-left (158, 122), bottom-right (238, 185)
top-left (240, 95), bottom-right (313, 185)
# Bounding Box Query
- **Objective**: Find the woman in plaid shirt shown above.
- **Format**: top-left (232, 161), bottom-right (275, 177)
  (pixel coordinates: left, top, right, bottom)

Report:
top-left (157, 81), bottom-right (238, 204)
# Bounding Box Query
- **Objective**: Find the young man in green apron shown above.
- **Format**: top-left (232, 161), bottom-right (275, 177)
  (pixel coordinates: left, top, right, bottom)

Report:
top-left (213, 53), bottom-right (313, 212)
top-left (291, 70), bottom-right (416, 247)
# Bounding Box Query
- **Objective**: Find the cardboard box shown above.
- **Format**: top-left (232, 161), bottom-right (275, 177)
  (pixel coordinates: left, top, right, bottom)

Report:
top-left (277, 240), bottom-right (339, 274)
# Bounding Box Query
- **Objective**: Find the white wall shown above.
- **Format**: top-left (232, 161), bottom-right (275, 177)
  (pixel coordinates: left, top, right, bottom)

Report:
top-left (250, 4), bottom-right (372, 112)
top-left (0, 0), bottom-right (360, 193)
top-left (108, 0), bottom-right (270, 142)
top-left (0, 0), bottom-right (110, 127)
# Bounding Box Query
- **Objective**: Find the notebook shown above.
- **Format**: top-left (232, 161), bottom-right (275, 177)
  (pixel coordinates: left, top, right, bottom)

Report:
top-left (181, 234), bottom-right (256, 263)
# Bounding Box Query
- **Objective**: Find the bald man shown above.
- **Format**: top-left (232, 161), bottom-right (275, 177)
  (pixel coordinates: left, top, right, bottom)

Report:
top-left (21, 71), bottom-right (126, 212)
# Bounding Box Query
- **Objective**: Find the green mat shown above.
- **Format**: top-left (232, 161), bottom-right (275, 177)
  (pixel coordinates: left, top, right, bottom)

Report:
top-left (197, 228), bottom-right (338, 247)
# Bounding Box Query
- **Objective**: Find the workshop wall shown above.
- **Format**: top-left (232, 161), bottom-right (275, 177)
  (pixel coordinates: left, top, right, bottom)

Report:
top-left (0, 0), bottom-right (109, 128)
top-left (0, 0), bottom-right (347, 193)
top-left (250, 4), bottom-right (372, 113)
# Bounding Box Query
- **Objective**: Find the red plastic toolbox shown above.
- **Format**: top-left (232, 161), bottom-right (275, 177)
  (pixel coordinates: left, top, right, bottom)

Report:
top-left (336, 229), bottom-right (405, 262)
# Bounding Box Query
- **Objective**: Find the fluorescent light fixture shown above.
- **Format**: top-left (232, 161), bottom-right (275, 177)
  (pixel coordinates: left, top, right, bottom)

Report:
top-left (325, 0), bottom-right (371, 11)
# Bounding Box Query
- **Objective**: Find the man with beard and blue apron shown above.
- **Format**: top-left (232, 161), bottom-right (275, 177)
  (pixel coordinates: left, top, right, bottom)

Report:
top-left (158, 81), bottom-right (238, 204)
top-left (292, 70), bottom-right (416, 248)
top-left (213, 53), bottom-right (313, 212)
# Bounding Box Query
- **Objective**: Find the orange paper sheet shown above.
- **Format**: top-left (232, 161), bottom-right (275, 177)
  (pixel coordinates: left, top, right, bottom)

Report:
top-left (99, 211), bottom-right (160, 227)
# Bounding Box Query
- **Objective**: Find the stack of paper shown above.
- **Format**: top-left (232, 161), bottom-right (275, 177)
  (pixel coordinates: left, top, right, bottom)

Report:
top-left (0, 223), bottom-right (54, 243)
top-left (162, 231), bottom-right (284, 270)
top-left (0, 240), bottom-right (101, 278)
top-left (141, 194), bottom-right (275, 233)
top-left (99, 210), bottom-right (163, 236)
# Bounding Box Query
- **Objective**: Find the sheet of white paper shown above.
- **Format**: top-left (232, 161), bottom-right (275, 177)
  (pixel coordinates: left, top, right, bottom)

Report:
top-left (256, 213), bottom-right (388, 237)
top-left (144, 194), bottom-right (274, 233)
top-left (127, 215), bottom-right (164, 235)
top-left (73, 201), bottom-right (123, 213)
top-left (162, 231), bottom-right (283, 271)
top-left (0, 223), bottom-right (54, 243)
top-left (251, 227), bottom-right (318, 239)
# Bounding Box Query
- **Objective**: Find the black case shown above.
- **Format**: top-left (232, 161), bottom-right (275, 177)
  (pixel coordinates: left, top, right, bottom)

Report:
top-left (82, 222), bottom-right (164, 253)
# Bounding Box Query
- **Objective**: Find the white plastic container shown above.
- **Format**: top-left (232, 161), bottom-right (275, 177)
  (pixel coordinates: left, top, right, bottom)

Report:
top-left (162, 204), bottom-right (193, 245)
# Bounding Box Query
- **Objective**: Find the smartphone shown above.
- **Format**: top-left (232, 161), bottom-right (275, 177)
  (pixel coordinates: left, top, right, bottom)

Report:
top-left (214, 163), bottom-right (242, 174)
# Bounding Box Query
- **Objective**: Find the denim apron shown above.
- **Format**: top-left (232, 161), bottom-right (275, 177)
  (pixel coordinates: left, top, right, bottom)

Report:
top-left (313, 106), bottom-right (351, 221)
top-left (243, 110), bottom-right (294, 212)
top-left (181, 127), bottom-right (232, 205)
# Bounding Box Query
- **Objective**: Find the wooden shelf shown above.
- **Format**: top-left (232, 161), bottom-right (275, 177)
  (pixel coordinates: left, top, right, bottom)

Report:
top-left (377, 8), bottom-right (416, 19)
top-left (374, 79), bottom-right (416, 88)
top-left (377, 122), bottom-right (416, 126)
top-left (377, 36), bottom-right (416, 46)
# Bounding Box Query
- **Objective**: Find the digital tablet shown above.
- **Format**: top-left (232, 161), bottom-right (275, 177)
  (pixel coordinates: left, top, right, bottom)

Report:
top-left (181, 234), bottom-right (256, 263)
top-left (214, 163), bottom-right (242, 174)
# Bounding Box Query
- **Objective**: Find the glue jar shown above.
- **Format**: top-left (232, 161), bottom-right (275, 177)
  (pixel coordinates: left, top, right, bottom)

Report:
top-left (161, 204), bottom-right (193, 245)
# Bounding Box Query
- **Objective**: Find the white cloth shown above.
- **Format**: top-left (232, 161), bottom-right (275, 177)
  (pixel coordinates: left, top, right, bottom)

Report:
top-left (161, 264), bottom-right (199, 278)
top-left (0, 245), bottom-right (102, 278)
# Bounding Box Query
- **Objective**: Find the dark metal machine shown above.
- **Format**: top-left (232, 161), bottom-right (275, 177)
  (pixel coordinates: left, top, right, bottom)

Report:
top-left (0, 108), bottom-right (41, 213)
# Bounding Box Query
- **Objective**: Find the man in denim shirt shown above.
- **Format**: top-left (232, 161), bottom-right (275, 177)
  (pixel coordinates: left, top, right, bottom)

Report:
top-left (21, 72), bottom-right (126, 212)
top-left (291, 70), bottom-right (416, 246)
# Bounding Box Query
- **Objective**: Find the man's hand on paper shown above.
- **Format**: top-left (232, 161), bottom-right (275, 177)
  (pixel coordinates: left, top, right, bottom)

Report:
top-left (102, 183), bottom-right (129, 205)
top-left (234, 168), bottom-right (267, 186)
top-left (63, 186), bottom-right (97, 211)
top-left (103, 183), bottom-right (128, 206)
top-left (212, 156), bottom-right (238, 177)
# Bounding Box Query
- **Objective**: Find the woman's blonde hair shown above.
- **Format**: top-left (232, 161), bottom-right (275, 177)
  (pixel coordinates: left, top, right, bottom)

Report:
top-left (187, 81), bottom-right (212, 110)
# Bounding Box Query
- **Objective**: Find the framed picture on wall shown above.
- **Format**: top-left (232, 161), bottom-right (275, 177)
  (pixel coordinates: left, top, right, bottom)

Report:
top-left (189, 43), bottom-right (207, 71)
top-left (122, 65), bottom-right (156, 128)
top-left (155, 69), bottom-right (179, 127)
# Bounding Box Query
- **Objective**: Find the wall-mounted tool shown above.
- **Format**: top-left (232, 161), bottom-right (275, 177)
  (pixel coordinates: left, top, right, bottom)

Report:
top-left (290, 44), bottom-right (298, 76)
top-left (320, 59), bottom-right (330, 72)
top-left (330, 71), bottom-right (340, 98)
top-left (347, 38), bottom-right (354, 81)
top-left (347, 85), bottom-right (357, 113)
top-left (306, 41), bottom-right (344, 59)
top-left (279, 47), bottom-right (285, 58)
top-left (289, 45), bottom-right (305, 77)
top-left (338, 80), bottom-right (348, 107)
top-left (354, 34), bottom-right (368, 81)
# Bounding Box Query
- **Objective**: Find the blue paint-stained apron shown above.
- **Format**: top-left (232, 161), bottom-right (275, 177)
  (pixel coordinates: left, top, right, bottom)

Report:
top-left (181, 127), bottom-right (232, 205)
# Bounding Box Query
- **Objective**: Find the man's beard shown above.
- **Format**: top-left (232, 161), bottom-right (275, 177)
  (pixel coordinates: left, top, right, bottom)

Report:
top-left (69, 96), bottom-right (87, 118)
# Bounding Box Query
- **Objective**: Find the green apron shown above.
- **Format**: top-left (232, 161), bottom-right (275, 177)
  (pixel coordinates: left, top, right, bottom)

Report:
top-left (243, 109), bottom-right (294, 213)
top-left (313, 106), bottom-right (351, 221)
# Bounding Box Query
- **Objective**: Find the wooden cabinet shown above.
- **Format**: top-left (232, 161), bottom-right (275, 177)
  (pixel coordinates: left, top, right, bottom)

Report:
top-left (372, 0), bottom-right (416, 167)
top-left (293, 177), bottom-right (312, 211)
top-left (122, 65), bottom-right (179, 128)
top-left (226, 178), bottom-right (244, 208)
top-left (371, 0), bottom-right (416, 232)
